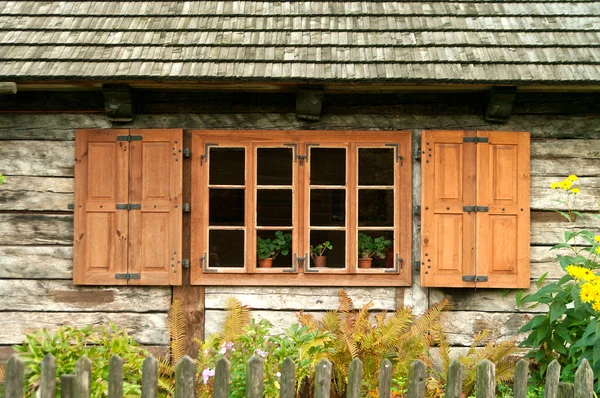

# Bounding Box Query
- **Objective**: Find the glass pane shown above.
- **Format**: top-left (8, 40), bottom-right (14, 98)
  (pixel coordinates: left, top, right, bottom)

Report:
top-left (357, 230), bottom-right (394, 269)
top-left (209, 230), bottom-right (244, 268)
top-left (310, 189), bottom-right (346, 227)
top-left (358, 189), bottom-right (394, 227)
top-left (209, 189), bottom-right (244, 226)
top-left (309, 230), bottom-right (345, 269)
top-left (257, 148), bottom-right (293, 186)
top-left (256, 230), bottom-right (293, 268)
top-left (209, 147), bottom-right (245, 185)
top-left (310, 148), bottom-right (346, 186)
top-left (257, 189), bottom-right (292, 227)
top-left (359, 148), bottom-right (394, 186)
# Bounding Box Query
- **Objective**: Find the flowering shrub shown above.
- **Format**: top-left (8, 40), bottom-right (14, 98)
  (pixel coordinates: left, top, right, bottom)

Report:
top-left (518, 175), bottom-right (600, 390)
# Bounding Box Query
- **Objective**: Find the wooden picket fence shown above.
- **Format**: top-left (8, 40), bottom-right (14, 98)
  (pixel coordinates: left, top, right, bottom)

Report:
top-left (1, 353), bottom-right (595, 398)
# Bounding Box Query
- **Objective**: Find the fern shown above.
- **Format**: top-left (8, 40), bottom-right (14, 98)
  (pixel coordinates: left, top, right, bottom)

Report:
top-left (0, 364), bottom-right (4, 383)
top-left (221, 297), bottom-right (251, 342)
top-left (167, 299), bottom-right (188, 364)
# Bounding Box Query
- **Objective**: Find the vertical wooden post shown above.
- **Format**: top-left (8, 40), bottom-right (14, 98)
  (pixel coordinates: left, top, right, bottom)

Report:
top-left (141, 356), bottom-right (158, 398)
top-left (558, 383), bottom-right (574, 397)
top-left (40, 353), bottom-right (57, 398)
top-left (574, 359), bottom-right (593, 398)
top-left (175, 356), bottom-right (197, 398)
top-left (74, 356), bottom-right (92, 398)
top-left (545, 359), bottom-right (561, 398)
top-left (378, 359), bottom-right (393, 398)
top-left (108, 355), bottom-right (123, 398)
top-left (475, 359), bottom-right (495, 398)
top-left (513, 359), bottom-right (529, 398)
top-left (347, 358), bottom-right (363, 398)
top-left (213, 357), bottom-right (231, 398)
top-left (247, 355), bottom-right (265, 398)
top-left (4, 354), bottom-right (25, 398)
top-left (61, 374), bottom-right (76, 398)
top-left (313, 358), bottom-right (332, 398)
top-left (280, 357), bottom-right (296, 398)
top-left (407, 360), bottom-right (426, 398)
top-left (445, 360), bottom-right (464, 398)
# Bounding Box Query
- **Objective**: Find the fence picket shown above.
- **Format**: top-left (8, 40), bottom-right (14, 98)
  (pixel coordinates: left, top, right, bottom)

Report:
top-left (558, 382), bottom-right (574, 397)
top-left (5, 354), bottom-right (25, 398)
top-left (174, 355), bottom-right (196, 398)
top-left (546, 360), bottom-right (561, 398)
top-left (407, 360), bottom-right (425, 398)
top-left (314, 358), bottom-right (332, 398)
top-left (74, 356), bottom-right (92, 398)
top-left (280, 357), bottom-right (295, 398)
top-left (141, 356), bottom-right (158, 398)
top-left (347, 358), bottom-right (363, 398)
top-left (214, 357), bottom-right (231, 398)
top-left (61, 374), bottom-right (75, 398)
top-left (475, 359), bottom-right (495, 398)
top-left (247, 355), bottom-right (265, 398)
top-left (445, 360), bottom-right (464, 398)
top-left (108, 355), bottom-right (123, 398)
top-left (40, 353), bottom-right (57, 398)
top-left (513, 359), bottom-right (529, 398)
top-left (575, 359), bottom-right (593, 398)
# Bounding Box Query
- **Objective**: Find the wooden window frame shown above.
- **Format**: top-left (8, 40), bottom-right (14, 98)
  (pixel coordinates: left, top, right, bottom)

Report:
top-left (190, 130), bottom-right (412, 286)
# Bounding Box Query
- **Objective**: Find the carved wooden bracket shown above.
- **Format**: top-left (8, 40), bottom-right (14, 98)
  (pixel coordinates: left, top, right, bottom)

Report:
top-left (296, 85), bottom-right (324, 121)
top-left (0, 82), bottom-right (17, 95)
top-left (102, 84), bottom-right (135, 122)
top-left (485, 86), bottom-right (518, 123)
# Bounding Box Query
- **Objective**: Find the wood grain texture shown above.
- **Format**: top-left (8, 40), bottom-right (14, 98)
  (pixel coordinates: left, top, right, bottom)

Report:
top-left (141, 356), bottom-right (159, 398)
top-left (5, 355), bottom-right (25, 398)
top-left (0, 246), bottom-right (73, 279)
top-left (74, 356), bottom-right (92, 398)
top-left (0, 214), bottom-right (73, 245)
top-left (39, 354), bottom-right (57, 398)
top-left (407, 360), bottom-right (425, 398)
top-left (545, 360), bottom-right (561, 398)
top-left (0, 176), bottom-right (73, 211)
top-left (445, 360), bottom-right (464, 398)
top-left (0, 141), bottom-right (74, 176)
top-left (475, 360), bottom-right (495, 398)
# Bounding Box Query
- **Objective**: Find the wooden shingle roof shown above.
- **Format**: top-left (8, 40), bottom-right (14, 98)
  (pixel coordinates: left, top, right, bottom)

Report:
top-left (0, 1), bottom-right (599, 83)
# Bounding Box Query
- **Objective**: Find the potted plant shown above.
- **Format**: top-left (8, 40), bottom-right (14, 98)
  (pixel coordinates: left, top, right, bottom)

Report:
top-left (358, 233), bottom-right (392, 269)
top-left (256, 231), bottom-right (292, 268)
top-left (310, 241), bottom-right (333, 267)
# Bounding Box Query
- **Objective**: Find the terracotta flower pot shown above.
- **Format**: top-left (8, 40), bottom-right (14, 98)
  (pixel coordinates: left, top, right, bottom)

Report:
top-left (358, 258), bottom-right (373, 269)
top-left (312, 255), bottom-right (327, 267)
top-left (258, 258), bottom-right (273, 268)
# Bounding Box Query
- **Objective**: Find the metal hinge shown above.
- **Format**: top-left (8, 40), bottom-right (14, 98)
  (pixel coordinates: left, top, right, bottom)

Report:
top-left (115, 273), bottom-right (141, 280)
top-left (413, 205), bottom-right (421, 215)
top-left (385, 143), bottom-right (404, 165)
top-left (200, 143), bottom-right (219, 166)
top-left (116, 204), bottom-right (142, 210)
top-left (183, 148), bottom-right (191, 158)
top-left (201, 253), bottom-right (217, 272)
top-left (116, 135), bottom-right (142, 142)
top-left (67, 203), bottom-right (75, 210)
top-left (463, 206), bottom-right (489, 213)
top-left (462, 275), bottom-right (489, 282)
top-left (288, 253), bottom-right (307, 272)
top-left (463, 137), bottom-right (489, 144)
top-left (182, 259), bottom-right (190, 269)
top-left (385, 255), bottom-right (403, 273)
top-left (182, 203), bottom-right (190, 213)
top-left (413, 260), bottom-right (421, 271)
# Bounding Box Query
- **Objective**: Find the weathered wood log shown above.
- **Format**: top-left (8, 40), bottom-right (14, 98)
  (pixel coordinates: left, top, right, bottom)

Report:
top-left (141, 356), bottom-right (158, 398)
top-left (513, 359), bottom-right (529, 398)
top-left (0, 280), bottom-right (170, 312)
top-left (74, 356), bottom-right (92, 398)
top-left (531, 177), bottom-right (600, 211)
top-left (5, 354), bottom-right (25, 398)
top-left (0, 246), bottom-right (73, 279)
top-left (531, 140), bottom-right (600, 160)
top-left (531, 159), bottom-right (600, 177)
top-left (475, 359), bottom-right (495, 398)
top-left (0, 312), bottom-right (168, 345)
top-left (40, 353), bottom-right (57, 398)
top-left (558, 382), bottom-right (574, 397)
top-left (213, 357), bottom-right (231, 398)
top-left (574, 359), bottom-right (593, 398)
top-left (247, 356), bottom-right (265, 398)
top-left (314, 359), bottom-right (332, 398)
top-left (0, 176), bottom-right (73, 211)
top-left (0, 82), bottom-right (17, 95)
top-left (407, 360), bottom-right (425, 398)
top-left (280, 357), bottom-right (295, 398)
top-left (108, 355), bottom-right (123, 398)
top-left (347, 358), bottom-right (363, 398)
top-left (0, 214), bottom-right (73, 245)
top-left (174, 356), bottom-right (196, 398)
top-left (546, 360), bottom-right (561, 398)
top-left (531, 212), bottom-right (600, 246)
top-left (61, 374), bottom-right (75, 398)
top-left (0, 141), bottom-right (74, 176)
top-left (445, 360), bottom-right (464, 398)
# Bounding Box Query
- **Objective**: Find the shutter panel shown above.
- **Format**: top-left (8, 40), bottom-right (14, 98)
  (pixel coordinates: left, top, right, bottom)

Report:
top-left (74, 130), bottom-right (129, 285)
top-left (421, 131), bottom-right (477, 287)
top-left (475, 131), bottom-right (530, 288)
top-left (128, 129), bottom-right (183, 285)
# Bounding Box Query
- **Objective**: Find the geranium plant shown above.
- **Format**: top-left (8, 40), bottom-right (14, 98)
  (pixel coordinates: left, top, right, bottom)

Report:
top-left (358, 233), bottom-right (391, 259)
top-left (256, 231), bottom-right (292, 260)
top-left (310, 241), bottom-right (333, 258)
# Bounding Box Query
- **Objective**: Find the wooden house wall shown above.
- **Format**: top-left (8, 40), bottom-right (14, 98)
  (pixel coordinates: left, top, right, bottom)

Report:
top-left (0, 90), bottom-right (599, 361)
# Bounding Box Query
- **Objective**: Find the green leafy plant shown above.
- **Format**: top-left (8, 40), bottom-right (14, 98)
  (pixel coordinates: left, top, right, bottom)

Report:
top-left (358, 233), bottom-right (392, 259)
top-left (517, 175), bottom-right (600, 391)
top-left (311, 241), bottom-right (333, 257)
top-left (257, 231), bottom-right (292, 260)
top-left (13, 323), bottom-right (147, 397)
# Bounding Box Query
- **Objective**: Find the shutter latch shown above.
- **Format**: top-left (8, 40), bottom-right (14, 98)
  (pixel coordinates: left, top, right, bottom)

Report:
top-left (463, 206), bottom-right (489, 212)
top-left (115, 273), bottom-right (141, 280)
top-left (116, 204), bottom-right (142, 210)
top-left (462, 275), bottom-right (488, 282)
top-left (116, 135), bottom-right (142, 142)
top-left (463, 137), bottom-right (489, 143)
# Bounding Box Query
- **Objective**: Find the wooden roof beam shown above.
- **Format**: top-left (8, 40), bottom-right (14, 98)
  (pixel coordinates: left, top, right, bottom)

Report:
top-left (102, 83), bottom-right (135, 122)
top-left (485, 86), bottom-right (518, 123)
top-left (0, 83), bottom-right (17, 95)
top-left (296, 85), bottom-right (324, 121)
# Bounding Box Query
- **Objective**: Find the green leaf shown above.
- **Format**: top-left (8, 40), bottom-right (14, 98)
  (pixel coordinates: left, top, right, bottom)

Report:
top-left (536, 272), bottom-right (549, 288)
top-left (549, 302), bottom-right (567, 323)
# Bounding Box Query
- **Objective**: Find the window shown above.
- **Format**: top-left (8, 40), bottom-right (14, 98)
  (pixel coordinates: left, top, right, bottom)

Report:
top-left (191, 130), bottom-right (412, 286)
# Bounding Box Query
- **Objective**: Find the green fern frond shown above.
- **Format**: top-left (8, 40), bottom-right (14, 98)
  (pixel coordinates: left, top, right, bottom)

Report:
top-left (221, 297), bottom-right (251, 342)
top-left (167, 299), bottom-right (188, 364)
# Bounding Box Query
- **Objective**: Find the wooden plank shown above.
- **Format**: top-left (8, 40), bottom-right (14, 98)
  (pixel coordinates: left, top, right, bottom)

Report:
top-left (513, 360), bottom-right (529, 398)
top-left (445, 360), bottom-right (464, 398)
top-left (108, 355), bottom-right (123, 398)
top-left (407, 360), bottom-right (425, 398)
top-left (40, 354), bottom-right (57, 398)
top-left (558, 383), bottom-right (574, 398)
top-left (439, 311), bottom-right (533, 346)
top-left (61, 374), bottom-right (75, 398)
top-left (0, 312), bottom-right (168, 345)
top-left (0, 214), bottom-right (73, 245)
top-left (546, 360), bottom-right (561, 398)
top-left (247, 356), bottom-right (265, 398)
top-left (75, 356), bottom-right (92, 398)
top-left (313, 359), bottom-right (332, 398)
top-left (141, 356), bottom-right (159, 398)
top-left (0, 82), bottom-right (17, 95)
top-left (0, 280), bottom-right (170, 312)
top-left (0, 246), bottom-right (72, 279)
top-left (531, 140), bottom-right (600, 160)
top-left (531, 212), bottom-right (600, 246)
top-left (0, 141), bottom-right (74, 176)
top-left (531, 177), bottom-right (600, 211)
top-left (574, 359), bottom-right (593, 398)
top-left (5, 355), bottom-right (25, 398)
top-left (475, 360), bottom-right (495, 398)
top-left (175, 356), bottom-right (197, 398)
top-left (0, 176), bottom-right (73, 211)
top-left (213, 357), bottom-right (231, 398)
top-left (531, 159), bottom-right (600, 177)
top-left (346, 358), bottom-right (363, 398)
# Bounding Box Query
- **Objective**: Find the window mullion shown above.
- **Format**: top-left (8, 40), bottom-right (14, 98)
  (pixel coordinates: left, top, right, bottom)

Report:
top-left (348, 142), bottom-right (358, 273)
top-left (246, 142), bottom-right (255, 273)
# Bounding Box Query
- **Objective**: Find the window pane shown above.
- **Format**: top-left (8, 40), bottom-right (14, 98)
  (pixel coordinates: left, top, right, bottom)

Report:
top-left (209, 230), bottom-right (244, 268)
top-left (257, 148), bottom-right (293, 186)
top-left (310, 230), bottom-right (345, 269)
top-left (256, 230), bottom-right (293, 268)
top-left (209, 189), bottom-right (244, 226)
top-left (209, 147), bottom-right (245, 185)
top-left (257, 189), bottom-right (293, 226)
top-left (310, 189), bottom-right (346, 227)
top-left (359, 148), bottom-right (394, 186)
top-left (357, 230), bottom-right (394, 269)
top-left (358, 189), bottom-right (394, 227)
top-left (310, 148), bottom-right (346, 186)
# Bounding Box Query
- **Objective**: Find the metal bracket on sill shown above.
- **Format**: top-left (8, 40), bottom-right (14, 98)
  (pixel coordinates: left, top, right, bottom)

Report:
top-left (201, 253), bottom-right (217, 272)
top-left (288, 253), bottom-right (307, 272)
top-left (462, 275), bottom-right (489, 282)
top-left (385, 255), bottom-right (403, 273)
top-left (385, 143), bottom-right (404, 165)
top-left (115, 273), bottom-right (141, 280)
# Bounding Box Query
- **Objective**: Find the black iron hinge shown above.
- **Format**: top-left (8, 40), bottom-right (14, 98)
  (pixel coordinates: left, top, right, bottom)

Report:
top-left (183, 148), bottom-right (191, 158)
top-left (115, 273), bottom-right (141, 280)
top-left (385, 255), bottom-right (403, 273)
top-left (182, 203), bottom-right (190, 213)
top-left (413, 260), bottom-right (421, 271)
top-left (116, 135), bottom-right (142, 142)
top-left (200, 143), bottom-right (218, 166)
top-left (287, 253), bottom-right (307, 272)
top-left (201, 253), bottom-right (217, 272)
top-left (181, 259), bottom-right (190, 269)
top-left (463, 137), bottom-right (489, 144)
top-left (385, 143), bottom-right (404, 165)
top-left (463, 206), bottom-right (489, 213)
top-left (462, 275), bottom-right (489, 282)
top-left (116, 204), bottom-right (142, 210)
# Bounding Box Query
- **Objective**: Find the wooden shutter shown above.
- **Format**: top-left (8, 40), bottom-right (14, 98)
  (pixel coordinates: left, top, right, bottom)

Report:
top-left (128, 129), bottom-right (183, 285)
top-left (74, 130), bottom-right (129, 285)
top-left (421, 130), bottom-right (530, 288)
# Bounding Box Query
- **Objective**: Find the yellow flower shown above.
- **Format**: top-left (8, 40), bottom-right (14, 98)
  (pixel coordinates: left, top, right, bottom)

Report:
top-left (571, 188), bottom-right (580, 194)
top-left (593, 302), bottom-right (600, 312)
top-left (560, 180), bottom-right (573, 190)
top-left (597, 247), bottom-right (600, 255)
top-left (566, 265), bottom-right (597, 282)
top-left (568, 175), bottom-right (579, 182)
top-left (594, 236), bottom-right (600, 243)
top-left (551, 182), bottom-right (560, 189)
